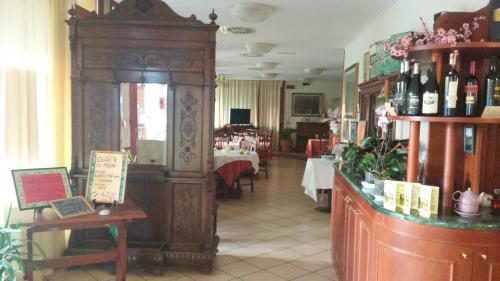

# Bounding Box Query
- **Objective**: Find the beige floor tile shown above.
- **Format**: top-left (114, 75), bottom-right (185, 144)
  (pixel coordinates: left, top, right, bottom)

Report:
top-left (218, 261), bottom-right (261, 278)
top-left (141, 269), bottom-right (186, 281)
top-left (244, 254), bottom-right (286, 270)
top-left (185, 269), bottom-right (233, 281)
top-left (73, 157), bottom-right (336, 281)
top-left (267, 263), bottom-right (310, 280)
top-left (292, 255), bottom-right (331, 272)
top-left (213, 254), bottom-right (241, 268)
top-left (267, 248), bottom-right (305, 262)
top-left (288, 243), bottom-right (326, 256)
top-left (240, 270), bottom-right (286, 281)
top-left (222, 247), bottom-right (259, 260)
top-left (292, 273), bottom-right (331, 281)
top-left (47, 269), bottom-right (96, 281)
top-left (314, 267), bottom-right (338, 280)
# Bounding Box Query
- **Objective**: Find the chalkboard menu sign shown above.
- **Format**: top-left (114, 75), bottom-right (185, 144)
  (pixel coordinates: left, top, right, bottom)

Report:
top-left (86, 151), bottom-right (128, 204)
top-left (50, 196), bottom-right (95, 219)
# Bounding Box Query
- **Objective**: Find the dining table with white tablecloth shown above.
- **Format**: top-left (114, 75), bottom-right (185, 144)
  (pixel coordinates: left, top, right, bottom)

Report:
top-left (214, 149), bottom-right (260, 186)
top-left (301, 158), bottom-right (338, 201)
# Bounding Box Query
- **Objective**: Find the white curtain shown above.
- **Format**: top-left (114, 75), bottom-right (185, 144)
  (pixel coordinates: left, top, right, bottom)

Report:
top-left (215, 78), bottom-right (283, 151)
top-left (215, 77), bottom-right (259, 128)
top-left (258, 80), bottom-right (282, 151)
top-left (0, 1), bottom-right (65, 279)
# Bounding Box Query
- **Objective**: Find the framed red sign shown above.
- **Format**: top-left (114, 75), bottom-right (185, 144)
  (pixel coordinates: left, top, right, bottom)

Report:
top-left (11, 167), bottom-right (73, 210)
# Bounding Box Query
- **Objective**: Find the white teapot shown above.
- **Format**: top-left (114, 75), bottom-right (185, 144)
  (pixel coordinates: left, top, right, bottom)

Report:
top-left (452, 188), bottom-right (484, 214)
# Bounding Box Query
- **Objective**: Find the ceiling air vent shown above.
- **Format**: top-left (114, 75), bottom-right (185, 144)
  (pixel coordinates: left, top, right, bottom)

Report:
top-left (240, 53), bottom-right (262, 57)
top-left (219, 26), bottom-right (256, 35)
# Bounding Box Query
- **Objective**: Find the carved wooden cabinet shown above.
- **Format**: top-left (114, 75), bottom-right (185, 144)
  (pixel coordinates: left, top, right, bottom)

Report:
top-left (67, 0), bottom-right (219, 271)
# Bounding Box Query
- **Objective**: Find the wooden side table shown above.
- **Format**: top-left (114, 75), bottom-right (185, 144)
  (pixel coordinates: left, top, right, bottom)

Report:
top-left (14, 200), bottom-right (146, 281)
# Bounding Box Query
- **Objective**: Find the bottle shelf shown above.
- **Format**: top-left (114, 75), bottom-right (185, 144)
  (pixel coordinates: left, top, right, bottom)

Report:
top-left (408, 42), bottom-right (500, 62)
top-left (390, 115), bottom-right (500, 124)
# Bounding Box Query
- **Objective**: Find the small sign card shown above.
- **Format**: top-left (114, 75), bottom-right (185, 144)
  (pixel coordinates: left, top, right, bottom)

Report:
top-left (86, 151), bottom-right (128, 204)
top-left (481, 106), bottom-right (500, 118)
top-left (49, 196), bottom-right (95, 219)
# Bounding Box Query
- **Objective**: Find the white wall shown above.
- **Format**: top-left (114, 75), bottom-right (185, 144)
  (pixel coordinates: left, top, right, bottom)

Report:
top-left (284, 79), bottom-right (343, 129)
top-left (344, 0), bottom-right (489, 79)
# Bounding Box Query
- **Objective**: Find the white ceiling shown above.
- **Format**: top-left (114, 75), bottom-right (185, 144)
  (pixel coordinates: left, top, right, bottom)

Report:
top-left (164, 0), bottom-right (397, 81)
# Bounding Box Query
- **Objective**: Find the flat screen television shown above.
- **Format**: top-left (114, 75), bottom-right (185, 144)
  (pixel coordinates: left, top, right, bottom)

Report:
top-left (230, 108), bottom-right (251, 124)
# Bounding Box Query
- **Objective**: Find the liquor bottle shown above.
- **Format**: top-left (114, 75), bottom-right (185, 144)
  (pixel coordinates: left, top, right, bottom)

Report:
top-left (394, 60), bottom-right (411, 115)
top-left (489, 0), bottom-right (500, 42)
top-left (444, 51), bottom-right (459, 116)
top-left (485, 58), bottom-right (500, 107)
top-left (406, 62), bottom-right (422, 116)
top-left (464, 61), bottom-right (479, 116)
top-left (422, 62), bottom-right (439, 115)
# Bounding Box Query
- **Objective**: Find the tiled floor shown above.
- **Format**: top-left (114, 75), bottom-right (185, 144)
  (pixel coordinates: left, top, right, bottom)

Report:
top-left (47, 157), bottom-right (337, 281)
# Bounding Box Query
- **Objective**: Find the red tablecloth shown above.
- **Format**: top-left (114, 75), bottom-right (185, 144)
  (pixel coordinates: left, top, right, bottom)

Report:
top-left (216, 160), bottom-right (253, 186)
top-left (305, 139), bottom-right (322, 158)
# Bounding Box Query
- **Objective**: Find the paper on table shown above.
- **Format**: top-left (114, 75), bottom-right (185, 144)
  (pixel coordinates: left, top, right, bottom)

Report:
top-left (87, 151), bottom-right (128, 203)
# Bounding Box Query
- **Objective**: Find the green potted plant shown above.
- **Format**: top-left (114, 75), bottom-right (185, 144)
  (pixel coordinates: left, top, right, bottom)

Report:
top-left (1, 205), bottom-right (45, 281)
top-left (279, 128), bottom-right (296, 152)
top-left (359, 137), bottom-right (407, 188)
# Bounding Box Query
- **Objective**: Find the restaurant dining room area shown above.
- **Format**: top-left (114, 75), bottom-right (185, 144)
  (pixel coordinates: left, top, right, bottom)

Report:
top-left (1, 0), bottom-right (500, 281)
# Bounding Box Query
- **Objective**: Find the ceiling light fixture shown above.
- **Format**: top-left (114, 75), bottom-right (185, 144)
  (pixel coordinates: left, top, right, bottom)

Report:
top-left (304, 68), bottom-right (325, 75)
top-left (229, 2), bottom-right (275, 23)
top-left (260, 73), bottom-right (278, 79)
top-left (219, 26), bottom-right (256, 35)
top-left (301, 78), bottom-right (314, 83)
top-left (245, 42), bottom-right (274, 56)
top-left (256, 62), bottom-right (279, 70)
top-left (278, 51), bottom-right (296, 55)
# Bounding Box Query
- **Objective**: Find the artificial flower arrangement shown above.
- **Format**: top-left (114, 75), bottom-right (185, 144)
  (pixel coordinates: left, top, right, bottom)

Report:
top-left (382, 16), bottom-right (486, 58)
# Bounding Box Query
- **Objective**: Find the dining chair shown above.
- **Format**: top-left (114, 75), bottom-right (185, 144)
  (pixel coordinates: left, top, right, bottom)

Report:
top-left (257, 133), bottom-right (272, 178)
top-left (236, 168), bottom-right (255, 193)
top-left (319, 132), bottom-right (330, 155)
top-left (214, 136), bottom-right (229, 150)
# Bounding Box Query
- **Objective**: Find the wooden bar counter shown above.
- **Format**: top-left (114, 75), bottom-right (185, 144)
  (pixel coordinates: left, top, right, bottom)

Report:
top-left (331, 168), bottom-right (500, 281)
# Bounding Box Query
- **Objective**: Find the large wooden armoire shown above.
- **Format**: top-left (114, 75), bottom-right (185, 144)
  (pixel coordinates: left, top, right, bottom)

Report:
top-left (67, 0), bottom-right (219, 271)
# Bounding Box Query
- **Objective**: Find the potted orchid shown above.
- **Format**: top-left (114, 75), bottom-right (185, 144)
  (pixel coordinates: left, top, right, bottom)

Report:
top-left (321, 106), bottom-right (341, 134)
top-left (358, 106), bottom-right (407, 185)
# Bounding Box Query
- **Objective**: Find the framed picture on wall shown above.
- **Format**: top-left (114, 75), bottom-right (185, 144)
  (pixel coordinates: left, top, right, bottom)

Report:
top-left (363, 52), bottom-right (371, 82)
top-left (342, 63), bottom-right (359, 119)
top-left (348, 119), bottom-right (358, 143)
top-left (291, 93), bottom-right (324, 117)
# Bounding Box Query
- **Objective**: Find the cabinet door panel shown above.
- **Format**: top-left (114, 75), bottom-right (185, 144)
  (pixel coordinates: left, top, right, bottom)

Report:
top-left (354, 212), bottom-right (372, 281)
top-left (474, 246), bottom-right (500, 281)
top-left (375, 228), bottom-right (473, 281)
top-left (334, 188), bottom-right (347, 278)
top-left (331, 187), bottom-right (344, 261)
top-left (344, 201), bottom-right (357, 281)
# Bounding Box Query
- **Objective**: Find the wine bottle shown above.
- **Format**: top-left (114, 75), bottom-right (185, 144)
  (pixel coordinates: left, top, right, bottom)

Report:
top-left (394, 60), bottom-right (411, 115)
top-left (422, 62), bottom-right (439, 115)
top-left (464, 61), bottom-right (479, 116)
top-left (406, 62), bottom-right (422, 116)
top-left (444, 51), bottom-right (459, 117)
top-left (485, 58), bottom-right (500, 108)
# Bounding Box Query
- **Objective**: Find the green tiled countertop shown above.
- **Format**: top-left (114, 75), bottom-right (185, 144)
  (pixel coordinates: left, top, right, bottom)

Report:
top-left (337, 166), bottom-right (500, 231)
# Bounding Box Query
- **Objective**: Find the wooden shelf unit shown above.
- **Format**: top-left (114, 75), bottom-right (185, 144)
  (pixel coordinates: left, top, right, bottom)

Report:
top-left (390, 115), bottom-right (500, 124)
top-left (395, 42), bottom-right (500, 213)
top-left (358, 73), bottom-right (398, 134)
